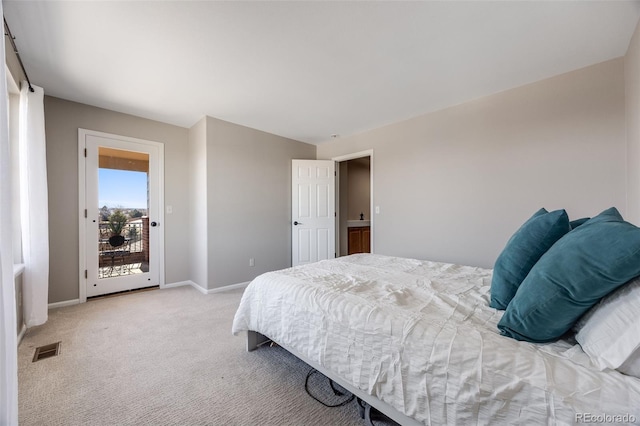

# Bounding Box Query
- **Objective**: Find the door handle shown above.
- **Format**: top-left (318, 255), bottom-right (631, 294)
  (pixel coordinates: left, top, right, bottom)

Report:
top-left (150, 221), bottom-right (158, 227)
top-left (294, 221), bottom-right (302, 226)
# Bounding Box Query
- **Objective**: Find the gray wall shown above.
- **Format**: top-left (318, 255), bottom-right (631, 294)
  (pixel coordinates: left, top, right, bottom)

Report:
top-left (44, 97), bottom-right (190, 303)
top-left (44, 97), bottom-right (315, 300)
top-left (318, 58), bottom-right (627, 268)
top-left (347, 157), bottom-right (371, 220)
top-left (627, 19), bottom-right (640, 225)
top-left (188, 117), bottom-right (209, 289)
top-left (204, 116), bottom-right (316, 289)
top-left (38, 27), bottom-right (640, 299)
top-left (4, 36), bottom-right (25, 88)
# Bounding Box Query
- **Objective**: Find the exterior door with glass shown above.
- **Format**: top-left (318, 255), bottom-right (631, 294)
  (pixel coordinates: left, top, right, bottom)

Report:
top-left (80, 129), bottom-right (163, 298)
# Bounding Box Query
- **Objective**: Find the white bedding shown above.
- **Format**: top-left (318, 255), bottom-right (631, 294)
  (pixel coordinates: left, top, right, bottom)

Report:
top-left (232, 254), bottom-right (640, 425)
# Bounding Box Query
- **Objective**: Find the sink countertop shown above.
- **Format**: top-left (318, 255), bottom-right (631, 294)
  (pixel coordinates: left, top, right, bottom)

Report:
top-left (347, 220), bottom-right (371, 227)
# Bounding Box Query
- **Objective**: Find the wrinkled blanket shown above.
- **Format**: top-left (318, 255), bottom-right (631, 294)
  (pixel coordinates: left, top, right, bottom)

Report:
top-left (232, 254), bottom-right (640, 425)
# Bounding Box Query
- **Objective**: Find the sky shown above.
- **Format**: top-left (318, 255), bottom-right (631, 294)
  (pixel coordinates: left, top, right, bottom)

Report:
top-left (99, 169), bottom-right (148, 209)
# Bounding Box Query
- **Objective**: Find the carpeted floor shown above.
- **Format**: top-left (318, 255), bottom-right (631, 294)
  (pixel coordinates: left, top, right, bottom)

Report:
top-left (17, 286), bottom-right (379, 426)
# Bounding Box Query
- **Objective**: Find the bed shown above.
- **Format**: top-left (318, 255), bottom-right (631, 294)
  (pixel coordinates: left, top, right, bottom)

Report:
top-left (232, 252), bottom-right (640, 425)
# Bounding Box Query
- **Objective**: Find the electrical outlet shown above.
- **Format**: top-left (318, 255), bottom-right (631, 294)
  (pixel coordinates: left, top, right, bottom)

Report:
top-left (249, 258), bottom-right (255, 267)
top-left (375, 206), bottom-right (380, 214)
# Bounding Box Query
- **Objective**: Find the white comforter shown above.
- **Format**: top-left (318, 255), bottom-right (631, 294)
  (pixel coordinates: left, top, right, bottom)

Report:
top-left (232, 254), bottom-right (640, 425)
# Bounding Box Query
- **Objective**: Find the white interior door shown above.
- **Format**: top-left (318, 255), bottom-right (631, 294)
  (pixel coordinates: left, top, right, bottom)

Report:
top-left (292, 160), bottom-right (335, 266)
top-left (80, 130), bottom-right (163, 298)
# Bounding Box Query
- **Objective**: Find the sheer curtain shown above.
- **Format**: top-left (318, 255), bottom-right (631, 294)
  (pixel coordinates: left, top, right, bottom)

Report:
top-left (19, 82), bottom-right (49, 327)
top-left (0, 1), bottom-right (19, 423)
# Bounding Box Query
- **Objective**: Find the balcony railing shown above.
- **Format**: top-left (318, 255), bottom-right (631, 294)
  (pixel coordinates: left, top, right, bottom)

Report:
top-left (98, 218), bottom-right (149, 278)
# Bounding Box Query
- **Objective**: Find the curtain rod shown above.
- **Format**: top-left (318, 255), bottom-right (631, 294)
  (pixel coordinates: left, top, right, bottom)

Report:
top-left (3, 17), bottom-right (34, 93)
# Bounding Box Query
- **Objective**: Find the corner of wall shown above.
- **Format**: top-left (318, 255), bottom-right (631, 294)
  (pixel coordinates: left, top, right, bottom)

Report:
top-left (625, 17), bottom-right (640, 225)
top-left (187, 117), bottom-right (209, 289)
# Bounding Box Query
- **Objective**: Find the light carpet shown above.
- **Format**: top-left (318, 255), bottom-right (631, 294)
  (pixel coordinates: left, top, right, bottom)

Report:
top-left (17, 286), bottom-right (380, 426)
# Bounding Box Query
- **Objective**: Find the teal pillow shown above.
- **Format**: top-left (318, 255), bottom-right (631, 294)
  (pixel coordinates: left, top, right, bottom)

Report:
top-left (498, 207), bottom-right (640, 342)
top-left (490, 208), bottom-right (570, 310)
top-left (570, 217), bottom-right (590, 229)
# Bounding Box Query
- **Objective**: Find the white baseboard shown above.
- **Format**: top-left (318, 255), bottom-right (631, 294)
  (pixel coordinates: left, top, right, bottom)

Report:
top-left (163, 280), bottom-right (207, 294)
top-left (48, 299), bottom-right (80, 309)
top-left (189, 281), bottom-right (209, 294)
top-left (17, 323), bottom-right (26, 345)
top-left (46, 281), bottom-right (250, 310)
top-left (164, 280), bottom-right (249, 295)
top-left (163, 280), bottom-right (197, 290)
top-left (207, 281), bottom-right (250, 294)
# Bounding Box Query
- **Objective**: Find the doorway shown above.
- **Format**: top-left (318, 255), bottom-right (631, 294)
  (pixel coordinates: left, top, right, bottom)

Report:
top-left (333, 150), bottom-right (373, 257)
top-left (78, 130), bottom-right (164, 300)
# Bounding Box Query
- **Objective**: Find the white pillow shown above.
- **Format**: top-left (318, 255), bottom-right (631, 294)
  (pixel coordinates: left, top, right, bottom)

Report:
top-left (618, 348), bottom-right (640, 378)
top-left (574, 276), bottom-right (640, 377)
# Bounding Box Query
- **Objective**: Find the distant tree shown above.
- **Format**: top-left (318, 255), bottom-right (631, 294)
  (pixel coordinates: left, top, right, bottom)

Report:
top-left (130, 209), bottom-right (144, 218)
top-left (100, 205), bottom-right (110, 221)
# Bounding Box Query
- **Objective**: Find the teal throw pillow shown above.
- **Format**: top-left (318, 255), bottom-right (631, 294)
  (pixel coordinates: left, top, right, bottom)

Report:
top-left (490, 208), bottom-right (570, 310)
top-left (570, 217), bottom-right (590, 229)
top-left (498, 207), bottom-right (640, 342)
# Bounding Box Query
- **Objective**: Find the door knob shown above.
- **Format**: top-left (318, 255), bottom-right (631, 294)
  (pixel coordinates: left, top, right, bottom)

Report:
top-left (150, 221), bottom-right (158, 227)
top-left (294, 221), bottom-right (302, 225)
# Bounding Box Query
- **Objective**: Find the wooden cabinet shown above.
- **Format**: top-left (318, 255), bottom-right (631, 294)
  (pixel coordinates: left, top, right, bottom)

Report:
top-left (348, 226), bottom-right (370, 255)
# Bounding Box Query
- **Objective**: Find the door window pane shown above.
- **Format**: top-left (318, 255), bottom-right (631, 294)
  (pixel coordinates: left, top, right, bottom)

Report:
top-left (97, 147), bottom-right (149, 279)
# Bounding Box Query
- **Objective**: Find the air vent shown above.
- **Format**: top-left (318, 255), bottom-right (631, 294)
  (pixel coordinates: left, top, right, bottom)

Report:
top-left (32, 342), bottom-right (61, 362)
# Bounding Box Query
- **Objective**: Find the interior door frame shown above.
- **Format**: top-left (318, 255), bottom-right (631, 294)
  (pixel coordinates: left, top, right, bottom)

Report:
top-left (332, 149), bottom-right (374, 256)
top-left (77, 129), bottom-right (165, 303)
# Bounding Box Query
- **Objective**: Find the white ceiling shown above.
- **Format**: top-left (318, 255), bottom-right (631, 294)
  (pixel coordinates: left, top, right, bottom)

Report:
top-left (4, 1), bottom-right (640, 144)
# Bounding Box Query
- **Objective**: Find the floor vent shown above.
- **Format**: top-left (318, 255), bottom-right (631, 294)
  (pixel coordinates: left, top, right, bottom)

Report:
top-left (32, 342), bottom-right (61, 362)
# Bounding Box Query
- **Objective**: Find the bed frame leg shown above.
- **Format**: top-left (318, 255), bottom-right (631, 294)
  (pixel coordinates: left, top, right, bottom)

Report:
top-left (246, 330), bottom-right (270, 352)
